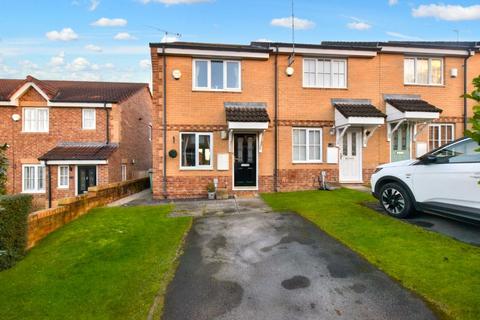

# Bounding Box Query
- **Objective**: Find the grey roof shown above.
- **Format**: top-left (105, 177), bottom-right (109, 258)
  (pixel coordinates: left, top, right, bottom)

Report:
top-left (224, 102), bottom-right (270, 122)
top-left (334, 103), bottom-right (386, 118)
top-left (386, 99), bottom-right (443, 113)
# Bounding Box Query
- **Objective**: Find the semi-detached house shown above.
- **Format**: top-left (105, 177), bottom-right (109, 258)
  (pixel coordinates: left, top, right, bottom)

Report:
top-left (149, 40), bottom-right (479, 199)
top-left (0, 76), bottom-right (153, 209)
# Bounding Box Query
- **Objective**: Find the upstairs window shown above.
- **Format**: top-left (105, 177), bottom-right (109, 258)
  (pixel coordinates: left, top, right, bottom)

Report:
top-left (82, 108), bottom-right (96, 130)
top-left (303, 58), bottom-right (347, 88)
top-left (23, 108), bottom-right (49, 132)
top-left (404, 57), bottom-right (443, 85)
top-left (193, 60), bottom-right (241, 91)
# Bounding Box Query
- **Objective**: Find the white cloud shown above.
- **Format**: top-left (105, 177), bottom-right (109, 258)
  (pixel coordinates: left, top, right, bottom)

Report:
top-left (91, 17), bottom-right (128, 27)
top-left (104, 63), bottom-right (115, 69)
top-left (46, 28), bottom-right (78, 41)
top-left (347, 21), bottom-right (371, 30)
top-left (89, 0), bottom-right (100, 10)
top-left (161, 34), bottom-right (180, 43)
top-left (19, 60), bottom-right (39, 70)
top-left (114, 32), bottom-right (136, 40)
top-left (85, 44), bottom-right (103, 52)
top-left (67, 57), bottom-right (91, 71)
top-left (270, 17), bottom-right (315, 30)
top-left (386, 31), bottom-right (423, 40)
top-left (141, 0), bottom-right (211, 5)
top-left (388, 0), bottom-right (398, 5)
top-left (139, 59), bottom-right (151, 70)
top-left (49, 52), bottom-right (65, 66)
top-left (412, 4), bottom-right (480, 21)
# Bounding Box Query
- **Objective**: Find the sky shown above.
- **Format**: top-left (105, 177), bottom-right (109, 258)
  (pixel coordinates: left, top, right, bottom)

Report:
top-left (1, 0), bottom-right (480, 84)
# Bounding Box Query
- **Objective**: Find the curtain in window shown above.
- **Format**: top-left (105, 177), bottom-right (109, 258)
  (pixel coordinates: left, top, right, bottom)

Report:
top-left (195, 61), bottom-right (208, 88)
top-left (181, 134), bottom-right (196, 167)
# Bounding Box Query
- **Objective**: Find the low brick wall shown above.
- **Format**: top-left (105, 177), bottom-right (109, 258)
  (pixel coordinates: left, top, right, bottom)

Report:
top-left (27, 177), bottom-right (149, 248)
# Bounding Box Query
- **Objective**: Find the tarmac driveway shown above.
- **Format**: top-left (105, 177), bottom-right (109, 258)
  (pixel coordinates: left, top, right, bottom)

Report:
top-left (162, 210), bottom-right (436, 320)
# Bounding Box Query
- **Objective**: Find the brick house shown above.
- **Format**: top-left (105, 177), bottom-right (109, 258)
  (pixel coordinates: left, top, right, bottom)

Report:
top-left (0, 76), bottom-right (152, 208)
top-left (149, 41), bottom-right (479, 199)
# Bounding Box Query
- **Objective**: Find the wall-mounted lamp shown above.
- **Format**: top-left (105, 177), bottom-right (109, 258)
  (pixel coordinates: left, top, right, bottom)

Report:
top-left (172, 69), bottom-right (182, 80)
top-left (450, 68), bottom-right (458, 78)
top-left (329, 127), bottom-right (336, 136)
top-left (11, 114), bottom-right (21, 122)
top-left (285, 66), bottom-right (294, 77)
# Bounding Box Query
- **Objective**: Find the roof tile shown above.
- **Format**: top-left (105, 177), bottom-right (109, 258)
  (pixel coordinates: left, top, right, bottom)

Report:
top-left (334, 103), bottom-right (386, 118)
top-left (38, 143), bottom-right (118, 161)
top-left (386, 99), bottom-right (442, 113)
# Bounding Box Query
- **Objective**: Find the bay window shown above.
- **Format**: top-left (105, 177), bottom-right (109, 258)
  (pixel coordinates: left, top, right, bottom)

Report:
top-left (292, 128), bottom-right (323, 163)
top-left (193, 59), bottom-right (241, 91)
top-left (22, 164), bottom-right (45, 193)
top-left (180, 132), bottom-right (213, 169)
top-left (303, 58), bottom-right (347, 88)
top-left (404, 57), bottom-right (443, 85)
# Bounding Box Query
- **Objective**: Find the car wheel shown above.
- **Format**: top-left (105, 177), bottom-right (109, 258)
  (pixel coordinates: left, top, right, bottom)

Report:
top-left (379, 183), bottom-right (413, 218)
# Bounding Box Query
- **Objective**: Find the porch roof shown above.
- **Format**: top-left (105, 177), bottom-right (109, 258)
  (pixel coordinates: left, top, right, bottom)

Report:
top-left (333, 100), bottom-right (385, 128)
top-left (38, 142), bottom-right (118, 161)
top-left (386, 99), bottom-right (442, 113)
top-left (224, 102), bottom-right (270, 123)
top-left (385, 98), bottom-right (442, 122)
top-left (334, 103), bottom-right (386, 118)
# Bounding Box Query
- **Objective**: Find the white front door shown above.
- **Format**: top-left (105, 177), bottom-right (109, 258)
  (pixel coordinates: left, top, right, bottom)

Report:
top-left (339, 129), bottom-right (362, 182)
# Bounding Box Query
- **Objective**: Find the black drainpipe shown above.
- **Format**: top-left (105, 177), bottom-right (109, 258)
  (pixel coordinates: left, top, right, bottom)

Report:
top-left (104, 102), bottom-right (110, 144)
top-left (47, 163), bottom-right (52, 208)
top-left (162, 45), bottom-right (168, 197)
top-left (463, 51), bottom-right (472, 133)
top-left (274, 45), bottom-right (279, 192)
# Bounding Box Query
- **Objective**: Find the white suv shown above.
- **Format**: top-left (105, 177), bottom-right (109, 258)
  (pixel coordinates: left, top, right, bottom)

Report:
top-left (371, 137), bottom-right (480, 223)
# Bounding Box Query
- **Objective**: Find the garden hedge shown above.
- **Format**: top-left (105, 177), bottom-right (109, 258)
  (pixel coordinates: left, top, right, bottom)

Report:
top-left (0, 194), bottom-right (32, 270)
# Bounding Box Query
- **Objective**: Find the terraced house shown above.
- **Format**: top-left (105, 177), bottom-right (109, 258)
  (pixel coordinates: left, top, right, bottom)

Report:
top-left (150, 40), bottom-right (480, 199)
top-left (0, 76), bottom-right (153, 208)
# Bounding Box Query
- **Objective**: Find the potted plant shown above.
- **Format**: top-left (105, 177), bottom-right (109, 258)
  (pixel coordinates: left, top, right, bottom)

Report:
top-left (206, 182), bottom-right (216, 200)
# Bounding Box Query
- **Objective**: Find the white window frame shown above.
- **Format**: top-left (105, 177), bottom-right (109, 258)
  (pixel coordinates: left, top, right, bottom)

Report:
top-left (292, 128), bottom-right (323, 163)
top-left (192, 59), bottom-right (241, 92)
top-left (82, 108), bottom-right (96, 130)
top-left (179, 132), bottom-right (214, 170)
top-left (58, 165), bottom-right (69, 189)
top-left (22, 107), bottom-right (49, 133)
top-left (121, 164), bottom-right (127, 181)
top-left (428, 123), bottom-right (455, 151)
top-left (404, 56), bottom-right (444, 86)
top-left (22, 164), bottom-right (45, 193)
top-left (302, 58), bottom-right (347, 89)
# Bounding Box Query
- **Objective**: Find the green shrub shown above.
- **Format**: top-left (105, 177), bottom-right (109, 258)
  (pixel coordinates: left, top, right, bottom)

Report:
top-left (0, 194), bottom-right (32, 270)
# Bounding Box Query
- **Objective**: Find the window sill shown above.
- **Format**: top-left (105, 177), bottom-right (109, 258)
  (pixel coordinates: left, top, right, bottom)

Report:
top-left (21, 131), bottom-right (49, 134)
top-left (192, 88), bottom-right (242, 93)
top-left (179, 167), bottom-right (214, 171)
top-left (57, 186), bottom-right (69, 190)
top-left (404, 83), bottom-right (445, 88)
top-left (82, 128), bottom-right (96, 131)
top-left (22, 190), bottom-right (45, 194)
top-left (292, 161), bottom-right (324, 164)
top-left (302, 86), bottom-right (348, 90)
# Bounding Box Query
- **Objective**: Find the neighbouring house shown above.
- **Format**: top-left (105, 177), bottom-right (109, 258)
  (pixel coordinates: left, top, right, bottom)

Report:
top-left (149, 40), bottom-right (480, 199)
top-left (0, 76), bottom-right (153, 208)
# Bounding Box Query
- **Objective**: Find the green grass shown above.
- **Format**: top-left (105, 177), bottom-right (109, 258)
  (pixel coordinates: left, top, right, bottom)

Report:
top-left (262, 189), bottom-right (480, 320)
top-left (0, 205), bottom-right (192, 320)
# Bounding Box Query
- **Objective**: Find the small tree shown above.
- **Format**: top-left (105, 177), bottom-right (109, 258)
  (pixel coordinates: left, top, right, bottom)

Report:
top-left (464, 75), bottom-right (480, 149)
top-left (0, 144), bottom-right (8, 195)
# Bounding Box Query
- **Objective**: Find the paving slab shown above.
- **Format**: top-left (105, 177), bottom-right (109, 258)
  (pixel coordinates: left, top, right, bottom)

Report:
top-left (162, 208), bottom-right (436, 320)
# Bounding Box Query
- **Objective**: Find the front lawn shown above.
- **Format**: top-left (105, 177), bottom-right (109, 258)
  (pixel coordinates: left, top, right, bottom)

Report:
top-left (262, 189), bottom-right (480, 320)
top-left (0, 205), bottom-right (192, 320)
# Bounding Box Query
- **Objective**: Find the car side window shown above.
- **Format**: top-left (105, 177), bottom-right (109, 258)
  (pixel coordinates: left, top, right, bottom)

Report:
top-left (432, 140), bottom-right (480, 164)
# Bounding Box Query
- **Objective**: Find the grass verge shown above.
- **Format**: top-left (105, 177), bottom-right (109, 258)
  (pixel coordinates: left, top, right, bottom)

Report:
top-left (0, 205), bottom-right (192, 320)
top-left (262, 189), bottom-right (480, 320)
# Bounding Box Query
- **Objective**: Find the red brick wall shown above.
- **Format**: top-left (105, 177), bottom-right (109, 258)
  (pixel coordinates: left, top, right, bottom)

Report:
top-left (150, 47), bottom-right (478, 199)
top-left (1, 84), bottom-right (152, 208)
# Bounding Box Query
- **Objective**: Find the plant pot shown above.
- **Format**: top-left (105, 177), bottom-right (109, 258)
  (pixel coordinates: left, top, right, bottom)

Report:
top-left (207, 192), bottom-right (216, 200)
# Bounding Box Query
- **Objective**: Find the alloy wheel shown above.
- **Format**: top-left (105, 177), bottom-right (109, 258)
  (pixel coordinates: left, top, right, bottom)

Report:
top-left (381, 187), bottom-right (406, 215)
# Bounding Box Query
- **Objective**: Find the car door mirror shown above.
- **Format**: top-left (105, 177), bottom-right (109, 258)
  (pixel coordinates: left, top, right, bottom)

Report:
top-left (422, 154), bottom-right (438, 164)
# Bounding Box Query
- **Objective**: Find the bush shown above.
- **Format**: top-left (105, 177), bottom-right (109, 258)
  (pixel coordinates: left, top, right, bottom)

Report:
top-left (0, 194), bottom-right (32, 270)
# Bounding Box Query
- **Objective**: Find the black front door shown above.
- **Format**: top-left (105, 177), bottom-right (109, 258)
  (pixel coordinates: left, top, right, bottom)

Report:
top-left (234, 134), bottom-right (257, 187)
top-left (78, 166), bottom-right (97, 194)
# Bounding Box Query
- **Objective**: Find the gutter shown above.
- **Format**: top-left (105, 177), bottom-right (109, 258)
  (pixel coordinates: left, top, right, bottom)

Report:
top-left (274, 45), bottom-right (279, 192)
top-left (463, 51), bottom-right (473, 132)
top-left (162, 45), bottom-right (168, 197)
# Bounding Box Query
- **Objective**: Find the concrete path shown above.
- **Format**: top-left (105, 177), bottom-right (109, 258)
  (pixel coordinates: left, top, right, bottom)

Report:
top-left (162, 206), bottom-right (436, 319)
top-left (107, 189), bottom-right (152, 207)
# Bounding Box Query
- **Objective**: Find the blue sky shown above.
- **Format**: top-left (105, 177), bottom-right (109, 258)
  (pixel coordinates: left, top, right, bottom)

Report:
top-left (1, 0), bottom-right (480, 84)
